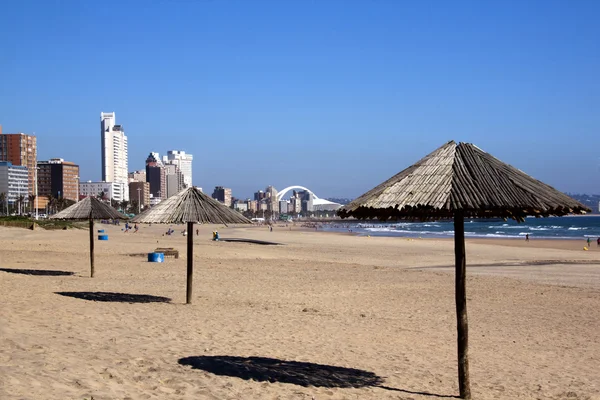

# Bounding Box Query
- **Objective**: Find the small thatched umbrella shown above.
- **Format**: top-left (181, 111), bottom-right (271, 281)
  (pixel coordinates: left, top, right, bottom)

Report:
top-left (132, 187), bottom-right (251, 304)
top-left (338, 140), bottom-right (589, 399)
top-left (50, 196), bottom-right (129, 278)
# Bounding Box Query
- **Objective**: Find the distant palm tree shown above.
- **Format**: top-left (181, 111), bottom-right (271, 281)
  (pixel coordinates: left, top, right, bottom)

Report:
top-left (110, 198), bottom-right (119, 209)
top-left (129, 199), bottom-right (139, 214)
top-left (0, 192), bottom-right (6, 216)
top-left (46, 194), bottom-right (55, 214)
top-left (17, 195), bottom-right (25, 215)
top-left (57, 198), bottom-right (75, 212)
top-left (120, 200), bottom-right (129, 212)
top-left (28, 194), bottom-right (36, 214)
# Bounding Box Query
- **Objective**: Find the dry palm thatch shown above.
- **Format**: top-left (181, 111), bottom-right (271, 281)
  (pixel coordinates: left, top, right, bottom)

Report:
top-left (339, 141), bottom-right (588, 222)
top-left (50, 197), bottom-right (128, 278)
top-left (337, 141), bottom-right (589, 400)
top-left (50, 196), bottom-right (129, 220)
top-left (132, 187), bottom-right (251, 304)
top-left (132, 187), bottom-right (250, 225)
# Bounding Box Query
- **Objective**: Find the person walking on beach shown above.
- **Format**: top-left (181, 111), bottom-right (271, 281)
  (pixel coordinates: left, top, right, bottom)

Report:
top-left (587, 237), bottom-right (591, 248)
top-left (597, 237), bottom-right (600, 247)
top-left (525, 234), bottom-right (529, 242)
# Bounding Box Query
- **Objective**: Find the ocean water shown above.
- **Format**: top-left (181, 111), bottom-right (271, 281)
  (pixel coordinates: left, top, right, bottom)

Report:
top-left (321, 216), bottom-right (600, 240)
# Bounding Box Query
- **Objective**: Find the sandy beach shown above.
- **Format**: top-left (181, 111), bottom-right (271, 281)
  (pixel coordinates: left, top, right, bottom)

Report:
top-left (1, 223), bottom-right (599, 400)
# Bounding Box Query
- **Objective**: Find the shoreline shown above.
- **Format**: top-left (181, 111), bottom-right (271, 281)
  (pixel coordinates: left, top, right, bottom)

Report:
top-left (305, 227), bottom-right (597, 251)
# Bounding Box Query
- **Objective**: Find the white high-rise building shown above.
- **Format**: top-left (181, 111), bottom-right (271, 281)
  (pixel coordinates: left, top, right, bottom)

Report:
top-left (162, 150), bottom-right (193, 188)
top-left (79, 181), bottom-right (127, 202)
top-left (101, 112), bottom-right (129, 200)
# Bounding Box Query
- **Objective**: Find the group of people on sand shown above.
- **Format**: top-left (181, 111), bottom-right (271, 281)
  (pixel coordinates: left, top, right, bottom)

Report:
top-left (586, 237), bottom-right (600, 247)
top-left (123, 222), bottom-right (138, 233)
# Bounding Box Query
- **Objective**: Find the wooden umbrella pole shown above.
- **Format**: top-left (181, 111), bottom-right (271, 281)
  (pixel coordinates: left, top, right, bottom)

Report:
top-left (454, 212), bottom-right (471, 399)
top-left (186, 221), bottom-right (194, 304)
top-left (89, 217), bottom-right (95, 278)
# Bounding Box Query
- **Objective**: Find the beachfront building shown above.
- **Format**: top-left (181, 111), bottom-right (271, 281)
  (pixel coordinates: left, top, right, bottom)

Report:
top-left (212, 186), bottom-right (232, 207)
top-left (266, 185), bottom-right (279, 213)
top-left (258, 199), bottom-right (268, 211)
top-left (247, 199), bottom-right (257, 212)
top-left (0, 161), bottom-right (29, 211)
top-left (79, 181), bottom-right (126, 202)
top-left (233, 200), bottom-right (248, 212)
top-left (128, 170), bottom-right (146, 183)
top-left (162, 150), bottom-right (193, 188)
top-left (164, 163), bottom-right (185, 198)
top-left (128, 181), bottom-right (150, 209)
top-left (288, 191), bottom-right (302, 213)
top-left (37, 159), bottom-right (80, 210)
top-left (100, 112), bottom-right (129, 200)
top-left (149, 194), bottom-right (162, 206)
top-left (254, 190), bottom-right (266, 201)
top-left (0, 132), bottom-right (37, 195)
top-left (279, 200), bottom-right (289, 214)
top-left (301, 191), bottom-right (314, 212)
top-left (146, 152), bottom-right (166, 200)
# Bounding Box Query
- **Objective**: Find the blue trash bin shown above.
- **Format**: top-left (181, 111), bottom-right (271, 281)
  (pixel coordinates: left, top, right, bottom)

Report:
top-left (98, 235), bottom-right (109, 240)
top-left (98, 229), bottom-right (105, 233)
top-left (148, 252), bottom-right (164, 262)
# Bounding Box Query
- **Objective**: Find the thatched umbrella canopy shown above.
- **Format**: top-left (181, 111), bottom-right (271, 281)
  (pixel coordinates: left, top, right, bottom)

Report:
top-left (132, 186), bottom-right (250, 224)
top-left (337, 141), bottom-right (589, 399)
top-left (132, 187), bottom-right (251, 304)
top-left (50, 196), bottom-right (129, 278)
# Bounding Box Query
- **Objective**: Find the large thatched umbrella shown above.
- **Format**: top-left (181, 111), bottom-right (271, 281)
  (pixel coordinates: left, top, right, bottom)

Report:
top-left (50, 196), bottom-right (129, 278)
top-left (337, 141), bottom-right (589, 399)
top-left (132, 187), bottom-right (251, 304)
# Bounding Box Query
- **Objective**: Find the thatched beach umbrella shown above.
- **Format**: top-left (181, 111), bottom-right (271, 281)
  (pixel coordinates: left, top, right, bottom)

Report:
top-left (337, 140), bottom-right (589, 399)
top-left (132, 187), bottom-right (251, 304)
top-left (50, 196), bottom-right (129, 278)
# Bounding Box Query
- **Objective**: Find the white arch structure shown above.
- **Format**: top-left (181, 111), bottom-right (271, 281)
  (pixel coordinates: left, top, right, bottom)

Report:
top-left (276, 186), bottom-right (342, 209)
top-left (276, 186), bottom-right (320, 201)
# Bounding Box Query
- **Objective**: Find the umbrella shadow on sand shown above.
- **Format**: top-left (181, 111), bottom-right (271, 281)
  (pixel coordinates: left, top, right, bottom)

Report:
top-left (55, 291), bottom-right (171, 303)
top-left (178, 355), bottom-right (457, 398)
top-left (0, 268), bottom-right (74, 276)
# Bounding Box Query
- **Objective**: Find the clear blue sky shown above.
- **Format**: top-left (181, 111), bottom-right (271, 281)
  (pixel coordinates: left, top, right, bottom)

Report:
top-left (1, 0), bottom-right (598, 199)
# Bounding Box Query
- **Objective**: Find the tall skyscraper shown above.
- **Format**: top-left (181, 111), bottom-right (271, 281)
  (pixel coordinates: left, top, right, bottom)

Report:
top-left (100, 112), bottom-right (129, 200)
top-left (0, 132), bottom-right (37, 195)
top-left (145, 152), bottom-right (166, 200)
top-left (163, 150), bottom-right (193, 188)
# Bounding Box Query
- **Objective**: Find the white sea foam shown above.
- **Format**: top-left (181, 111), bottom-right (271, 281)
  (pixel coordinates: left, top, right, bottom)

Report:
top-left (482, 233), bottom-right (523, 238)
top-left (344, 217), bottom-right (598, 240)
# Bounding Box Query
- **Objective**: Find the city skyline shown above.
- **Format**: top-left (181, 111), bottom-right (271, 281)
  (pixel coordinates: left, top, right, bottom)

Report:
top-left (1, 1), bottom-right (598, 199)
